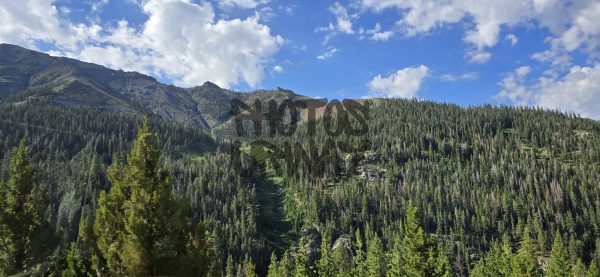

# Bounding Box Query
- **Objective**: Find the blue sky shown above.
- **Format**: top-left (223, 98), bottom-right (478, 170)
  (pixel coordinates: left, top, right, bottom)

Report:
top-left (0, 0), bottom-right (599, 119)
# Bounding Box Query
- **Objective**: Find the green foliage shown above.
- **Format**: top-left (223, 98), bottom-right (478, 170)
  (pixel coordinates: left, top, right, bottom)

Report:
top-left (293, 238), bottom-right (313, 277)
top-left (587, 262), bottom-right (599, 277)
top-left (433, 247), bottom-right (453, 277)
top-left (61, 243), bottom-right (90, 277)
top-left (547, 233), bottom-right (571, 277)
top-left (510, 232), bottom-right (542, 277)
top-left (245, 258), bottom-right (257, 277)
top-left (387, 202), bottom-right (447, 276)
top-left (1, 98), bottom-right (600, 275)
top-left (93, 122), bottom-right (217, 276)
top-left (0, 142), bottom-right (55, 275)
top-left (331, 239), bottom-right (352, 276)
top-left (471, 239), bottom-right (513, 277)
top-left (317, 236), bottom-right (333, 277)
top-left (353, 229), bottom-right (367, 277)
top-left (366, 235), bottom-right (386, 277)
top-left (267, 252), bottom-right (281, 277)
top-left (573, 259), bottom-right (587, 277)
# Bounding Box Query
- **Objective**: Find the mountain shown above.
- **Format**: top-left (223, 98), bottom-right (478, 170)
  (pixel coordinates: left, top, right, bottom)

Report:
top-left (0, 43), bottom-right (307, 129)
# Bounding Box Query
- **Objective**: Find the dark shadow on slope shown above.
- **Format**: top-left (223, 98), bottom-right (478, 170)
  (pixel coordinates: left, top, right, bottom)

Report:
top-left (250, 161), bottom-right (295, 275)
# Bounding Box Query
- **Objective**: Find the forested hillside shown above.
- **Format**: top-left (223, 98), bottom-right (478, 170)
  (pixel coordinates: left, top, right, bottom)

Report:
top-left (0, 96), bottom-right (599, 276)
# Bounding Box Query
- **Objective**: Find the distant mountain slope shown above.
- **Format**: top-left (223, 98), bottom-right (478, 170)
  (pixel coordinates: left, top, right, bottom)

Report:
top-left (0, 43), bottom-right (307, 129)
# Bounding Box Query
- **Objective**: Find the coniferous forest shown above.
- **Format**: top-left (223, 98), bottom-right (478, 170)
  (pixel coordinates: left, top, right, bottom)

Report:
top-left (0, 95), bottom-right (599, 276)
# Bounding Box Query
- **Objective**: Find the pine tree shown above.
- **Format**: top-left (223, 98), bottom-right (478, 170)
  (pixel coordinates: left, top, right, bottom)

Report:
top-left (267, 252), bottom-right (281, 277)
top-left (318, 236), bottom-right (333, 277)
top-left (587, 261), bottom-right (599, 277)
top-left (280, 251), bottom-right (293, 277)
top-left (0, 142), bottom-right (54, 275)
top-left (511, 232), bottom-right (541, 277)
top-left (573, 259), bottom-right (586, 277)
top-left (433, 246), bottom-right (453, 277)
top-left (353, 229), bottom-right (367, 277)
top-left (331, 238), bottom-right (352, 276)
top-left (94, 121), bottom-right (217, 276)
top-left (398, 202), bottom-right (429, 276)
top-left (226, 255), bottom-right (236, 277)
top-left (471, 240), bottom-right (513, 277)
top-left (61, 243), bottom-right (88, 277)
top-left (245, 258), bottom-right (257, 277)
top-left (294, 238), bottom-right (312, 277)
top-left (547, 233), bottom-right (571, 277)
top-left (387, 238), bottom-right (402, 277)
top-left (366, 235), bottom-right (386, 277)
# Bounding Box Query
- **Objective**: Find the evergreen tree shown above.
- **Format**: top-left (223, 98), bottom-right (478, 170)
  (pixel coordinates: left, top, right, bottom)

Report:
top-left (433, 246), bottom-right (453, 277)
top-left (226, 255), bottom-right (236, 277)
top-left (547, 233), bottom-right (571, 277)
top-left (398, 202), bottom-right (429, 276)
top-left (245, 258), bottom-right (257, 277)
top-left (61, 243), bottom-right (89, 277)
top-left (387, 238), bottom-right (401, 277)
top-left (510, 232), bottom-right (541, 277)
top-left (294, 238), bottom-right (312, 277)
top-left (587, 262), bottom-right (599, 277)
top-left (331, 239), bottom-right (352, 276)
top-left (573, 259), bottom-right (586, 277)
top-left (353, 229), bottom-right (367, 277)
top-left (267, 252), bottom-right (282, 277)
top-left (318, 236), bottom-right (333, 277)
top-left (366, 235), bottom-right (386, 277)
top-left (471, 240), bottom-right (513, 277)
top-left (0, 142), bottom-right (54, 275)
top-left (94, 121), bottom-right (217, 276)
top-left (279, 251), bottom-right (293, 277)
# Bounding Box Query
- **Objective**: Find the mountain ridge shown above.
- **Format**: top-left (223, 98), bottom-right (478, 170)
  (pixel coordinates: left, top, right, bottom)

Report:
top-left (0, 43), bottom-right (308, 129)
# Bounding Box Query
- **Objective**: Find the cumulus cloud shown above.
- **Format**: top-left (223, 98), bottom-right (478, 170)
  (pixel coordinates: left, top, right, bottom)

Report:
top-left (496, 65), bottom-right (600, 119)
top-left (0, 0), bottom-right (284, 89)
top-left (367, 65), bottom-right (430, 98)
top-left (358, 0), bottom-right (600, 65)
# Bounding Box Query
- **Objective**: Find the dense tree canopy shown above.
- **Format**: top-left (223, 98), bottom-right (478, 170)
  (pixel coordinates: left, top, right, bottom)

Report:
top-left (0, 99), bottom-right (598, 276)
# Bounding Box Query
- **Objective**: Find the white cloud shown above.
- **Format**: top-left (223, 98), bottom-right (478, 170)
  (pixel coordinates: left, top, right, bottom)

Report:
top-left (515, 65), bottom-right (531, 77)
top-left (329, 2), bottom-right (354, 34)
top-left (359, 0), bottom-right (600, 65)
top-left (505, 34), bottom-right (518, 45)
top-left (467, 50), bottom-right (492, 64)
top-left (218, 0), bottom-right (269, 9)
top-left (365, 23), bottom-right (394, 41)
top-left (91, 0), bottom-right (109, 12)
top-left (367, 65), bottom-right (429, 98)
top-left (315, 2), bottom-right (356, 43)
top-left (273, 65), bottom-right (284, 73)
top-left (371, 31), bottom-right (394, 41)
top-left (317, 47), bottom-right (339, 60)
top-left (0, 0), bottom-right (284, 89)
top-left (496, 64), bottom-right (600, 119)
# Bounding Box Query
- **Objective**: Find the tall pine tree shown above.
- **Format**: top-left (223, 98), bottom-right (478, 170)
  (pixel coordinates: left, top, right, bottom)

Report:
top-left (0, 141), bottom-right (54, 275)
top-left (366, 235), bottom-right (386, 277)
top-left (94, 121), bottom-right (217, 276)
top-left (547, 232), bottom-right (571, 277)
